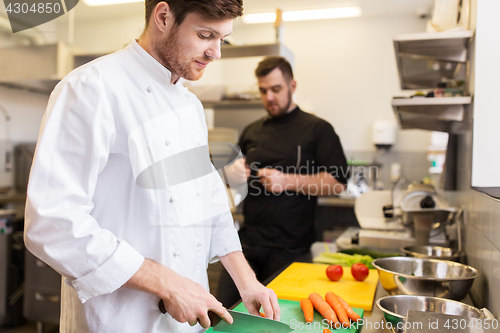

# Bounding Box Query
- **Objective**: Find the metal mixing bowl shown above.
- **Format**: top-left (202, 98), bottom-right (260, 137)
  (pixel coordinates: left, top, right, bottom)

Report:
top-left (372, 257), bottom-right (479, 300)
top-left (376, 295), bottom-right (483, 333)
top-left (401, 245), bottom-right (465, 263)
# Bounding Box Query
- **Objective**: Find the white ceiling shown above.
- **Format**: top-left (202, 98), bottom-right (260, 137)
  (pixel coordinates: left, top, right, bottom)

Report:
top-left (1, 0), bottom-right (435, 24)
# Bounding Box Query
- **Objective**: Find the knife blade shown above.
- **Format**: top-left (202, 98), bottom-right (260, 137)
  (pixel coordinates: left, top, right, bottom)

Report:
top-left (213, 309), bottom-right (293, 333)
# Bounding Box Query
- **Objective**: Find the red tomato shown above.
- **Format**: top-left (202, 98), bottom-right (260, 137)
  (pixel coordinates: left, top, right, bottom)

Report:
top-left (351, 263), bottom-right (369, 281)
top-left (326, 265), bottom-right (343, 281)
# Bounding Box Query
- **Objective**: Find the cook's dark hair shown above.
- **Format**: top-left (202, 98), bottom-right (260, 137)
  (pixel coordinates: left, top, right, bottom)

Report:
top-left (145, 0), bottom-right (243, 30)
top-left (255, 56), bottom-right (294, 82)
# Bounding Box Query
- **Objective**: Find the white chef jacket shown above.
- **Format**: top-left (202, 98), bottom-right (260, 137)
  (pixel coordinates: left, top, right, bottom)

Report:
top-left (24, 40), bottom-right (242, 333)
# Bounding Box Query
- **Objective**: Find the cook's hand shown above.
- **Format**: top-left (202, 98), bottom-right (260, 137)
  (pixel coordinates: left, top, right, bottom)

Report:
top-left (224, 157), bottom-right (250, 184)
top-left (218, 251), bottom-right (280, 321)
top-left (125, 259), bottom-right (232, 328)
top-left (160, 269), bottom-right (232, 328)
top-left (257, 168), bottom-right (290, 193)
top-left (239, 280), bottom-right (281, 321)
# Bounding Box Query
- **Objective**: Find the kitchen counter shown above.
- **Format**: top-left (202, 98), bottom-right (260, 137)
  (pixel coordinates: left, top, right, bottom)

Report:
top-left (0, 190), bottom-right (27, 204)
top-left (317, 196), bottom-right (355, 207)
top-left (0, 190), bottom-right (27, 221)
top-left (258, 244), bottom-right (476, 333)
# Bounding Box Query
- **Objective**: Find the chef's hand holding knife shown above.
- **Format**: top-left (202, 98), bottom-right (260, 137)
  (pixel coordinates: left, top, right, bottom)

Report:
top-left (126, 259), bottom-right (232, 328)
top-left (151, 251), bottom-right (280, 327)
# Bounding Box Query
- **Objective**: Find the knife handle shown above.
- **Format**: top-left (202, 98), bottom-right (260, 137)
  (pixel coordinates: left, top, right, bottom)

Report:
top-left (158, 299), bottom-right (220, 327)
top-left (159, 299), bottom-right (167, 314)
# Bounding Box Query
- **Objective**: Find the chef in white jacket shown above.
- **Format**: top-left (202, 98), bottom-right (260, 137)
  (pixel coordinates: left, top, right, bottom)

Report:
top-left (24, 0), bottom-right (280, 332)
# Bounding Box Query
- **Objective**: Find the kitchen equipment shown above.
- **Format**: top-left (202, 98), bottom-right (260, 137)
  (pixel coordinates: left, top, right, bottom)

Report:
top-left (372, 257), bottom-right (479, 301)
top-left (376, 295), bottom-right (483, 333)
top-left (14, 143), bottom-right (36, 191)
top-left (160, 301), bottom-right (293, 333)
top-left (391, 179), bottom-right (456, 245)
top-left (0, 210), bottom-right (15, 326)
top-left (23, 251), bottom-right (61, 329)
top-left (212, 309), bottom-right (292, 333)
top-left (206, 299), bottom-right (364, 333)
top-left (401, 245), bottom-right (465, 263)
top-left (372, 119), bottom-right (397, 149)
top-left (212, 310), bottom-right (289, 333)
top-left (405, 310), bottom-right (495, 333)
top-left (344, 186), bottom-right (451, 252)
top-left (265, 262), bottom-right (378, 311)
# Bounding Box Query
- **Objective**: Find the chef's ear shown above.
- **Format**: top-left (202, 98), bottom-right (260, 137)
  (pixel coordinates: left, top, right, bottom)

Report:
top-left (289, 79), bottom-right (297, 94)
top-left (153, 1), bottom-right (175, 33)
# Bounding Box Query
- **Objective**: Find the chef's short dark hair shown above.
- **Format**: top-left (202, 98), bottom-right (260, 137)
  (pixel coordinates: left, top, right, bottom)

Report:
top-left (145, 0), bottom-right (243, 30)
top-left (255, 56), bottom-right (294, 82)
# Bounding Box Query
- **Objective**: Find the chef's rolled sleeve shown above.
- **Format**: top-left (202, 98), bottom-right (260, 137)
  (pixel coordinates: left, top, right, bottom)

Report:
top-left (209, 211), bottom-right (242, 263)
top-left (71, 240), bottom-right (144, 303)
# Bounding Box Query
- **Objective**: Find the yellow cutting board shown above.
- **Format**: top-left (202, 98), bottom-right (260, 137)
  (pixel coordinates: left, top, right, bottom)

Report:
top-left (266, 262), bottom-right (379, 311)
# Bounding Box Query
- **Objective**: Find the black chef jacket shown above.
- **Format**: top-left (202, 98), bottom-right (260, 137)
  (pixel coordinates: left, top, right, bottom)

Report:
top-left (237, 106), bottom-right (348, 250)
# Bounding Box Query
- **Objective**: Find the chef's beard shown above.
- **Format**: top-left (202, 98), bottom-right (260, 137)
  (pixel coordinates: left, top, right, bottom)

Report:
top-left (266, 90), bottom-right (293, 118)
top-left (155, 25), bottom-right (206, 81)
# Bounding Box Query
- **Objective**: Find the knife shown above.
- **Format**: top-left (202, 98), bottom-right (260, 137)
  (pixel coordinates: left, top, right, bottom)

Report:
top-left (159, 300), bottom-right (292, 332)
top-left (213, 309), bottom-right (293, 333)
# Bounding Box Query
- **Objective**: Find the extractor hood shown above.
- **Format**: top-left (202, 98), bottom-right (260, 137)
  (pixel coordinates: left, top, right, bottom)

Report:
top-left (0, 42), bottom-right (104, 94)
top-left (393, 30), bottom-right (473, 90)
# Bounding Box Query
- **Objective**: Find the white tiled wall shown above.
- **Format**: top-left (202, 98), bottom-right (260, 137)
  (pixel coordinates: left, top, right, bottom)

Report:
top-left (447, 130), bottom-right (500, 318)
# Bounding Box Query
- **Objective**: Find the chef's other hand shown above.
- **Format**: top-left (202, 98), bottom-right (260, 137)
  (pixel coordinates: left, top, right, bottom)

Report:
top-left (257, 168), bottom-right (290, 194)
top-left (240, 280), bottom-right (281, 321)
top-left (224, 157), bottom-right (250, 184)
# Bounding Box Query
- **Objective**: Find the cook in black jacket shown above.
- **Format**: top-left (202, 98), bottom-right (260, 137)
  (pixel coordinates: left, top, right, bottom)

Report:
top-left (217, 56), bottom-right (348, 307)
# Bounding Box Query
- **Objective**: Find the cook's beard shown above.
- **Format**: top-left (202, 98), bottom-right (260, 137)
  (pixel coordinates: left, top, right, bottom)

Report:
top-left (154, 26), bottom-right (204, 81)
top-left (266, 90), bottom-right (293, 118)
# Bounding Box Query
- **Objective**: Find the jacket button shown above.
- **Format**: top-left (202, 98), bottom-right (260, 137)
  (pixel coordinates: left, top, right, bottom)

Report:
top-left (197, 242), bottom-right (202, 247)
top-left (196, 189), bottom-right (201, 197)
top-left (173, 250), bottom-right (180, 257)
top-left (147, 86), bottom-right (152, 93)
top-left (165, 139), bottom-right (171, 146)
top-left (170, 196), bottom-right (175, 203)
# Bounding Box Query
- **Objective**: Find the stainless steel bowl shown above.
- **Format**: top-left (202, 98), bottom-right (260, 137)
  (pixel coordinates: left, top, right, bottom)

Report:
top-left (372, 257), bottom-right (479, 300)
top-left (401, 245), bottom-right (465, 263)
top-left (376, 295), bottom-right (483, 333)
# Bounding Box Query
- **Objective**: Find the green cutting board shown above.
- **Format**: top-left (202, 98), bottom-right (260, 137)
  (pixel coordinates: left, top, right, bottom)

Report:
top-left (206, 299), bottom-right (364, 332)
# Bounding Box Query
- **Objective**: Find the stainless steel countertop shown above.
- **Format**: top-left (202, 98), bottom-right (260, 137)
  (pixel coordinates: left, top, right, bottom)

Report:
top-left (359, 283), bottom-right (391, 332)
top-left (317, 196), bottom-right (355, 207)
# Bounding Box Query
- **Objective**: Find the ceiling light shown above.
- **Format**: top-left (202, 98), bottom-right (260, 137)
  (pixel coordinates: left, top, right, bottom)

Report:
top-left (243, 6), bottom-right (362, 24)
top-left (83, 0), bottom-right (142, 6)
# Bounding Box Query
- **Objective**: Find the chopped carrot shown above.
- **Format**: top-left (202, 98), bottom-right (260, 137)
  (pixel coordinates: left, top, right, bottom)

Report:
top-left (325, 292), bottom-right (350, 327)
top-left (259, 312), bottom-right (265, 317)
top-left (308, 292), bottom-right (338, 327)
top-left (300, 299), bottom-right (314, 323)
top-left (337, 296), bottom-right (361, 321)
top-left (323, 329), bottom-right (332, 333)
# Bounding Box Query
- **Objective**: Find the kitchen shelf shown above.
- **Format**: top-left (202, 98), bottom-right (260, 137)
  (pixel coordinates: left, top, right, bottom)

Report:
top-left (393, 31), bottom-right (473, 90)
top-left (202, 99), bottom-right (263, 110)
top-left (221, 43), bottom-right (294, 65)
top-left (392, 96), bottom-right (471, 133)
top-left (0, 42), bottom-right (111, 94)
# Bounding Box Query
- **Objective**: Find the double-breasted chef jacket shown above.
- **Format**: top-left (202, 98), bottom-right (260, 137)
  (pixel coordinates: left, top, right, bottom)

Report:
top-left (25, 40), bottom-right (241, 333)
